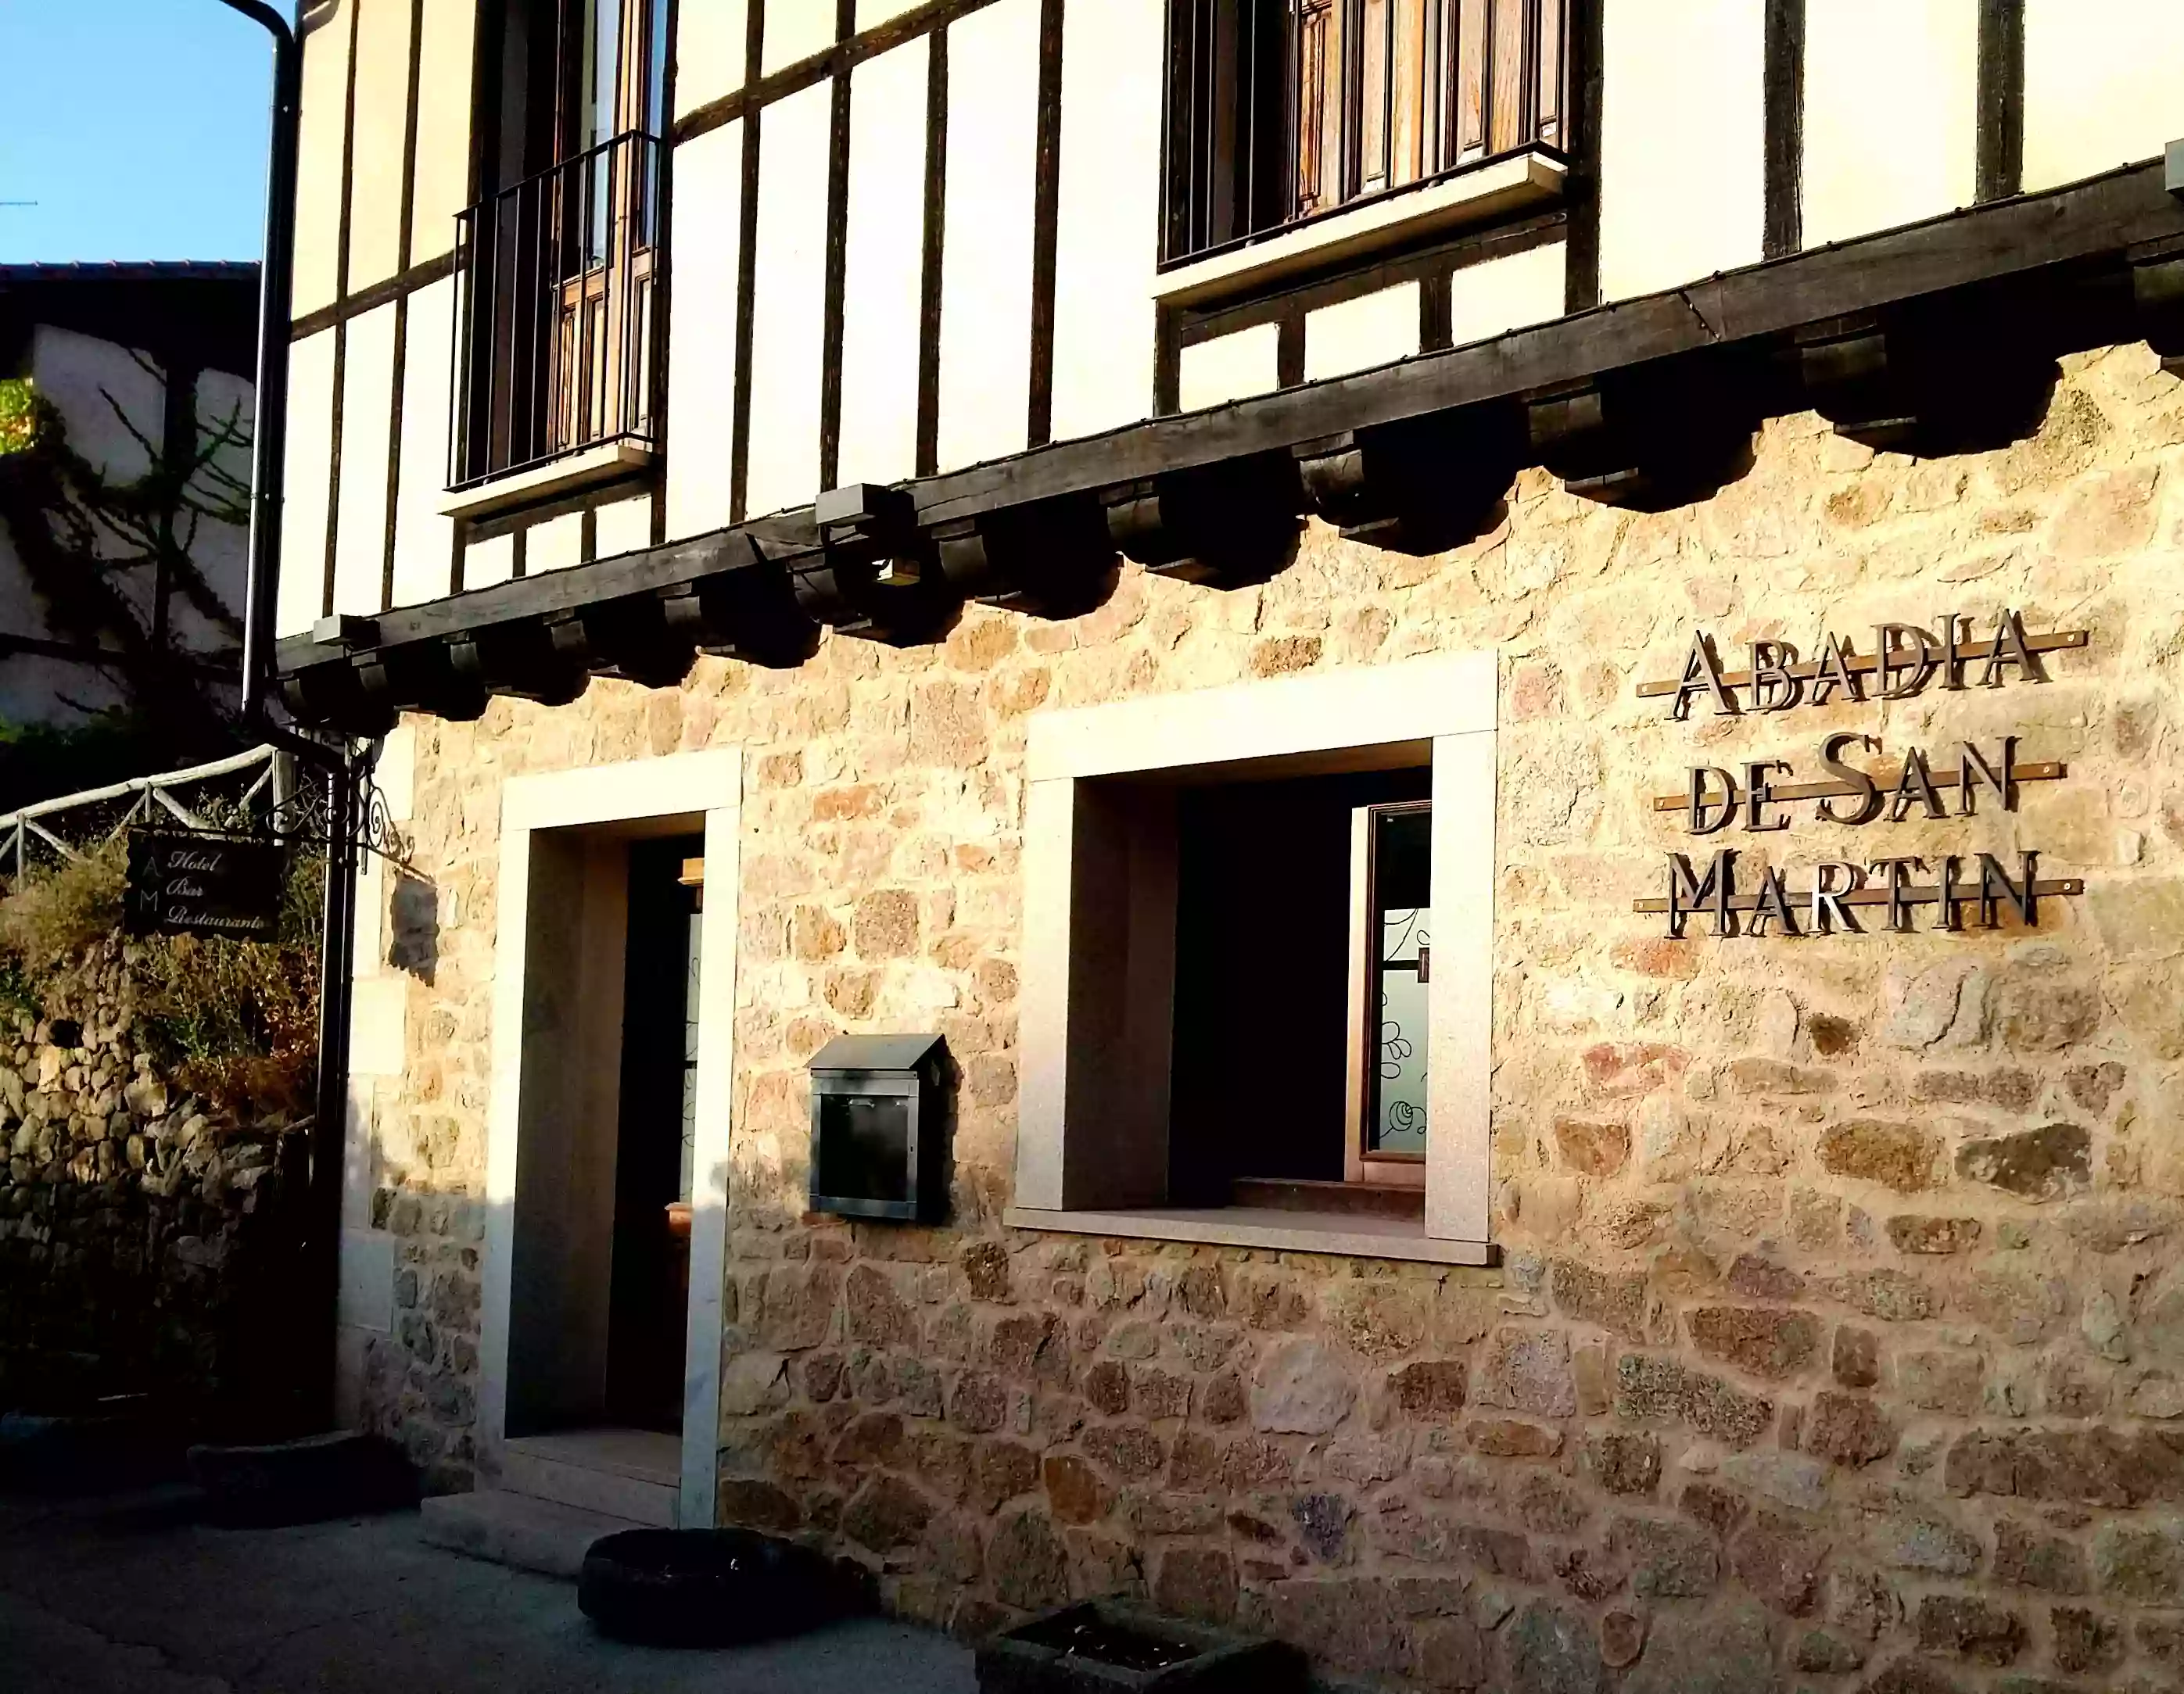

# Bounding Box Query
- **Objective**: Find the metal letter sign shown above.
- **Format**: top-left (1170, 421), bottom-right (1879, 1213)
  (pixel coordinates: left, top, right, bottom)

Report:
top-left (1634, 611), bottom-right (2090, 939)
top-left (125, 830), bottom-right (286, 942)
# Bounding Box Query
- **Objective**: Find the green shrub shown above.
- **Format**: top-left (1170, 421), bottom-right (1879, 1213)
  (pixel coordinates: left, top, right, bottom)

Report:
top-left (0, 378), bottom-right (41, 457)
top-left (0, 842), bottom-right (125, 972)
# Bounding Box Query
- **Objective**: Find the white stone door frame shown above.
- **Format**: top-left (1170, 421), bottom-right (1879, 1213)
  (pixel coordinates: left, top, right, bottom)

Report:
top-left (478, 749), bottom-right (741, 1529)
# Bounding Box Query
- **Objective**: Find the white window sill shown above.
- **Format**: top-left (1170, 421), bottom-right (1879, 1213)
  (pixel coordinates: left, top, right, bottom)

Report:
top-left (1003, 1205), bottom-right (1497, 1268)
top-left (440, 439), bottom-right (656, 523)
top-left (1152, 149), bottom-right (1567, 311)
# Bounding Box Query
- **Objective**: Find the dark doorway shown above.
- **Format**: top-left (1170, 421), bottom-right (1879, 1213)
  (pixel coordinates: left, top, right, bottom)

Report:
top-left (604, 833), bottom-right (703, 1432)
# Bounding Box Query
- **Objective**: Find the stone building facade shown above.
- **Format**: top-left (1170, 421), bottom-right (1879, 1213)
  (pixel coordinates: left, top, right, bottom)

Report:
top-left (339, 338), bottom-right (2184, 1689)
top-left (265, 0), bottom-right (2184, 1686)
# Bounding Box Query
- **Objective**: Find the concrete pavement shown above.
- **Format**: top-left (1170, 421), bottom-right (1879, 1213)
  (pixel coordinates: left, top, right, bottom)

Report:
top-left (0, 1487), bottom-right (978, 1694)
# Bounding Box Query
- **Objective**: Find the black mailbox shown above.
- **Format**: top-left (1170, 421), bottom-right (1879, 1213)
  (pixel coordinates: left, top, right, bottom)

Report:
top-left (807, 1033), bottom-right (950, 1223)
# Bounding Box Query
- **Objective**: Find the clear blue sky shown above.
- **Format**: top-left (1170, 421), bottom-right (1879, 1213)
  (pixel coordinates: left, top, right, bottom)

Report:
top-left (0, 0), bottom-right (278, 263)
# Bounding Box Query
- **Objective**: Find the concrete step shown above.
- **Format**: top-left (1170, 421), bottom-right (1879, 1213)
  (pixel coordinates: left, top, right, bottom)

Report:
top-left (498, 1435), bottom-right (679, 1528)
top-left (418, 1489), bottom-right (646, 1580)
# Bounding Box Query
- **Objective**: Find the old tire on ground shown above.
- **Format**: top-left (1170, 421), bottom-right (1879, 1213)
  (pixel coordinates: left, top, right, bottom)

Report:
top-left (578, 1528), bottom-right (862, 1647)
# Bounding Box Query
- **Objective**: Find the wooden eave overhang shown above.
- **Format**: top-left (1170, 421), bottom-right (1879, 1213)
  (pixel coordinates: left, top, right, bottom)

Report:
top-left (277, 158), bottom-right (2184, 736)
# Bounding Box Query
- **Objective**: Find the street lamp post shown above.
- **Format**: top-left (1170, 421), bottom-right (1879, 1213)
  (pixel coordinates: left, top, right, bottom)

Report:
top-left (214, 0), bottom-right (357, 1434)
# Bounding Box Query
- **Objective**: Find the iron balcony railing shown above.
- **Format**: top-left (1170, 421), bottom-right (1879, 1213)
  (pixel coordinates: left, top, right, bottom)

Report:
top-left (450, 130), bottom-right (665, 490)
top-left (1163, 0), bottom-right (1569, 268)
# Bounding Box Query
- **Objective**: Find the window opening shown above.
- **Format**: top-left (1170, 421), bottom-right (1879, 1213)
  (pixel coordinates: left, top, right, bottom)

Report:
top-left (1164, 0), bottom-right (1569, 267)
top-left (453, 0), bottom-right (667, 488)
top-left (1168, 765), bottom-right (1431, 1209)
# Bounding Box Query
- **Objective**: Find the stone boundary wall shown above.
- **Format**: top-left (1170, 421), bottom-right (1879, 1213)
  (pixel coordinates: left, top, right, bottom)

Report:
top-left (358, 344), bottom-right (2184, 1694)
top-left (0, 941), bottom-right (303, 1416)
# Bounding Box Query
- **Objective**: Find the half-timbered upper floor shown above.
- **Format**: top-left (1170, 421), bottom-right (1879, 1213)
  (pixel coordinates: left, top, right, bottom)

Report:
top-left (273, 0), bottom-right (2184, 728)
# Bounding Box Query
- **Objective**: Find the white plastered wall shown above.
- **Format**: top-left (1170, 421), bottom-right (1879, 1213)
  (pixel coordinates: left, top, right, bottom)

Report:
top-left (278, 330), bottom-right (339, 639)
top-left (1447, 241), bottom-right (1566, 349)
top-left (837, 37), bottom-right (931, 487)
top-left (2023, 0), bottom-right (2184, 192)
top-left (464, 531), bottom-right (517, 591)
top-left (764, 0), bottom-right (837, 75)
top-left (1305, 282), bottom-right (1422, 383)
top-left (346, 0), bottom-right (415, 292)
top-left (1802, 0), bottom-right (1978, 248)
top-left (935, 0), bottom-right (1041, 474)
top-left (745, 88), bottom-right (830, 518)
top-left (1178, 324), bottom-right (1280, 414)
top-left (294, 1), bottom-right (353, 318)
top-left (409, 0), bottom-right (478, 263)
top-left (596, 494), bottom-right (654, 559)
top-left (663, 120), bottom-right (745, 543)
top-left (333, 303), bottom-right (400, 617)
top-left (1013, 650), bottom-right (1501, 1263)
top-left (676, 0), bottom-right (751, 120)
top-left (1049, 0), bottom-right (1164, 443)
top-left (478, 750), bottom-right (744, 1531)
top-left (391, 278), bottom-right (457, 607)
top-left (528, 510), bottom-right (586, 574)
top-left (1598, 0), bottom-right (1763, 302)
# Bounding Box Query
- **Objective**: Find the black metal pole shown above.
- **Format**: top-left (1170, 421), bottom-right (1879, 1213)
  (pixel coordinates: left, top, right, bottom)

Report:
top-left (307, 757), bottom-right (358, 1425)
top-left (218, 0), bottom-right (356, 1431)
top-left (220, 0), bottom-right (298, 728)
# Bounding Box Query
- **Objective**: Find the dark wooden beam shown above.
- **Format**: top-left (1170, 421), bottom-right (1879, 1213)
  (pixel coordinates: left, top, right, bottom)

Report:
top-left (729, 0), bottom-right (766, 523)
top-left (1763, 0), bottom-right (1806, 260)
top-left (277, 159), bottom-right (2184, 720)
top-left (674, 0), bottom-right (1002, 149)
top-left (1976, 0), bottom-right (2027, 204)
top-left (911, 158), bottom-right (2182, 527)
top-left (1561, 0), bottom-right (1605, 313)
top-left (289, 252), bottom-right (457, 345)
top-left (1025, 0), bottom-right (1067, 448)
top-left (915, 27), bottom-right (949, 478)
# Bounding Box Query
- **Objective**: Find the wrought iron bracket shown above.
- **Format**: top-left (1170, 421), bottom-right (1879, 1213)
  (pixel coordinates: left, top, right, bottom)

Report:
top-left (259, 757), bottom-right (417, 876)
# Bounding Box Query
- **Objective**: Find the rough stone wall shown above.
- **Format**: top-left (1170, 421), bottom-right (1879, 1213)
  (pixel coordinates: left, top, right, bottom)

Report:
top-left (371, 343), bottom-right (2184, 1692)
top-left (0, 942), bottom-right (301, 1415)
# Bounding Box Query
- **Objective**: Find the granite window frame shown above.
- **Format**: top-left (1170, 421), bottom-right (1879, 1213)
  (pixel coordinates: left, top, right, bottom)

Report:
top-left (1007, 649), bottom-right (1499, 1266)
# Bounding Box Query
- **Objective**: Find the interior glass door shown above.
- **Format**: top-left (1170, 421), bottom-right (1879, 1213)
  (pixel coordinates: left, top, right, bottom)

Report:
top-left (1365, 802), bottom-right (1430, 1159)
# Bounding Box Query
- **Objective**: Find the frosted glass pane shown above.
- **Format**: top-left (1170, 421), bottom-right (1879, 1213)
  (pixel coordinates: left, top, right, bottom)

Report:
top-left (1373, 904), bottom-right (1429, 1156)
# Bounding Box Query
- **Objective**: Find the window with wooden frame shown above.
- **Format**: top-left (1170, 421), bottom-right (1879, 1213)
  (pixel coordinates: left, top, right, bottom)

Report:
top-left (1011, 651), bottom-right (1498, 1267)
top-left (1163, 0), bottom-right (1569, 267)
top-left (451, 0), bottom-right (670, 490)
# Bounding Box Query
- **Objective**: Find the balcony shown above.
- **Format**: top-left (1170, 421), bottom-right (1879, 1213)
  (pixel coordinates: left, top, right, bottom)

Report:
top-left (447, 131), bottom-right (665, 514)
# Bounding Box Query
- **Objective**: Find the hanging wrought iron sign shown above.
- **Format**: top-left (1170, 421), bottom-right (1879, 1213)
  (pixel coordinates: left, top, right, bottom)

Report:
top-left (1634, 609), bottom-right (2091, 939)
top-left (125, 829), bottom-right (288, 941)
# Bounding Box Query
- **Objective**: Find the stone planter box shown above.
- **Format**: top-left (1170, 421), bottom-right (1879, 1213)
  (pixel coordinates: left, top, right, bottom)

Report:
top-left (977, 1601), bottom-right (1307, 1694)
